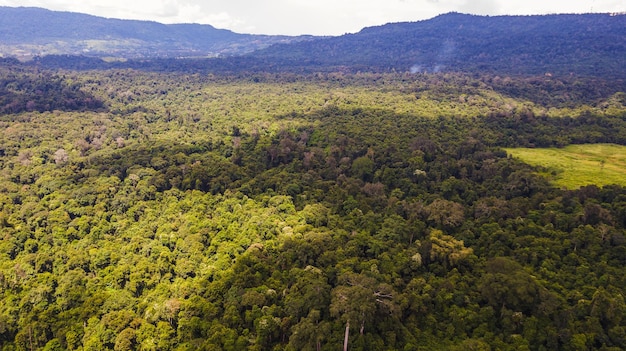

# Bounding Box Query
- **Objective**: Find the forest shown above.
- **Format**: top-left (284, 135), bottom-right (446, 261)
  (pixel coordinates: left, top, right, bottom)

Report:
top-left (0, 62), bottom-right (626, 351)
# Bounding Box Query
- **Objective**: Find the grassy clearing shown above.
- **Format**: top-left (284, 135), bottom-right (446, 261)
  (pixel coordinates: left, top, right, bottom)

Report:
top-left (504, 144), bottom-right (626, 189)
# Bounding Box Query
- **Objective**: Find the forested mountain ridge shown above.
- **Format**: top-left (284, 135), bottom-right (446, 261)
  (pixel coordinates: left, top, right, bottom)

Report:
top-left (8, 9), bottom-right (626, 80)
top-left (0, 6), bottom-right (313, 58)
top-left (249, 12), bottom-right (626, 77)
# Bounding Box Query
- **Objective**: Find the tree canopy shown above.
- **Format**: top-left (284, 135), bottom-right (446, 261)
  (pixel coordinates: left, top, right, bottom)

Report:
top-left (0, 66), bottom-right (625, 350)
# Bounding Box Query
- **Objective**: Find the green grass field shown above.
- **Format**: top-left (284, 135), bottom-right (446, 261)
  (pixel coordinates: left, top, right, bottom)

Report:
top-left (504, 144), bottom-right (626, 189)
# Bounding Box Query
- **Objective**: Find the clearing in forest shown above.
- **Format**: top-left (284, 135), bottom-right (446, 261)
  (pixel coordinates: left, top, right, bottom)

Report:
top-left (504, 143), bottom-right (626, 189)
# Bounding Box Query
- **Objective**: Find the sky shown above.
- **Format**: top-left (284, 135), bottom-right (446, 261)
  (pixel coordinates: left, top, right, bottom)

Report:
top-left (1, 0), bottom-right (624, 35)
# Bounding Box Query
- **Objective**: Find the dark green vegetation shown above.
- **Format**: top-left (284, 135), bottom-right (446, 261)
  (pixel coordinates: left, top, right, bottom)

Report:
top-left (3, 7), bottom-right (626, 81)
top-left (0, 62), bottom-right (104, 114)
top-left (250, 13), bottom-right (626, 78)
top-left (0, 7), bottom-right (312, 58)
top-left (1, 65), bottom-right (626, 351)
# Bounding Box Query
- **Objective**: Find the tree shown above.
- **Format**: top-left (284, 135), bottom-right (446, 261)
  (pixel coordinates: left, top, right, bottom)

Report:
top-left (479, 257), bottom-right (545, 316)
top-left (114, 328), bottom-right (137, 351)
top-left (351, 156), bottom-right (375, 181)
top-left (284, 266), bottom-right (331, 321)
top-left (287, 310), bottom-right (330, 351)
top-left (426, 199), bottom-right (465, 228)
top-left (53, 148), bottom-right (69, 165)
top-left (590, 287), bottom-right (625, 330)
top-left (330, 272), bottom-right (396, 351)
top-left (428, 229), bottom-right (473, 269)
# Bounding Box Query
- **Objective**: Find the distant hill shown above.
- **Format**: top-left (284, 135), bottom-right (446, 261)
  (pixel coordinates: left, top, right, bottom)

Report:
top-left (0, 6), bottom-right (314, 58)
top-left (2, 8), bottom-right (625, 79)
top-left (248, 12), bottom-right (626, 78)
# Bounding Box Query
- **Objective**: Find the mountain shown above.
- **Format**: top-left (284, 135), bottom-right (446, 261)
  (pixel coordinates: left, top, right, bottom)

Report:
top-left (0, 6), bottom-right (314, 58)
top-left (248, 12), bottom-right (626, 78)
top-left (2, 8), bottom-right (625, 79)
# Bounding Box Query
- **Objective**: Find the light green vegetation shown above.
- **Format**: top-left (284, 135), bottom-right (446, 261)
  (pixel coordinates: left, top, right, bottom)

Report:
top-left (505, 143), bottom-right (626, 189)
top-left (1, 68), bottom-right (626, 350)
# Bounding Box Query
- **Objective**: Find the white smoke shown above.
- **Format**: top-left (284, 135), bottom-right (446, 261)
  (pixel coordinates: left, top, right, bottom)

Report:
top-left (410, 39), bottom-right (455, 74)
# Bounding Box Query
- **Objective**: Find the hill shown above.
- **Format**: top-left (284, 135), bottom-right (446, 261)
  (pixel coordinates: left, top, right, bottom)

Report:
top-left (249, 12), bottom-right (626, 78)
top-left (2, 8), bottom-right (626, 79)
top-left (0, 6), bottom-right (313, 58)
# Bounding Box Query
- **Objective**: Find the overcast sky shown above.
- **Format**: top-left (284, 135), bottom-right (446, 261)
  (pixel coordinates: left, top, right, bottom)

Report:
top-left (1, 0), bottom-right (624, 35)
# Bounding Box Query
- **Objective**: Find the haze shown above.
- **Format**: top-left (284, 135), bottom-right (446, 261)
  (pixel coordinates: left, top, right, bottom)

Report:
top-left (0, 0), bottom-right (624, 36)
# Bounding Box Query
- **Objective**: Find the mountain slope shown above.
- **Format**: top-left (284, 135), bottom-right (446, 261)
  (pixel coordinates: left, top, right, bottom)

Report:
top-left (249, 12), bottom-right (626, 77)
top-left (3, 8), bottom-right (625, 79)
top-left (0, 6), bottom-right (312, 58)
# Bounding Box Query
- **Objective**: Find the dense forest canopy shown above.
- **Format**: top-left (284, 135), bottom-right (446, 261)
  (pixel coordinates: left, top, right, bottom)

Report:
top-left (0, 63), bottom-right (104, 114)
top-left (0, 64), bottom-right (625, 351)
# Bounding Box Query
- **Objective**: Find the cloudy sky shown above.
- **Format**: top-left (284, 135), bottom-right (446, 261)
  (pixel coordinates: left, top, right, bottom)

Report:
top-left (1, 0), bottom-right (624, 35)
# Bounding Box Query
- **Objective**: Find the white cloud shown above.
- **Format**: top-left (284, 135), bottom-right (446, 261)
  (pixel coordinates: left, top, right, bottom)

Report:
top-left (0, 0), bottom-right (624, 35)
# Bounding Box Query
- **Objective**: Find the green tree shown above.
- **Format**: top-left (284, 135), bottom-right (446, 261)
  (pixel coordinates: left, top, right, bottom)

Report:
top-left (428, 229), bottom-right (473, 269)
top-left (330, 272), bottom-right (396, 351)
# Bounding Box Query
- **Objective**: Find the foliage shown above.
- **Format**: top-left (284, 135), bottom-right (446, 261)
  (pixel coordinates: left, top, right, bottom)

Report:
top-left (5, 10), bottom-right (626, 83)
top-left (0, 67), bottom-right (625, 351)
top-left (250, 13), bottom-right (626, 78)
top-left (0, 65), bottom-right (104, 114)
